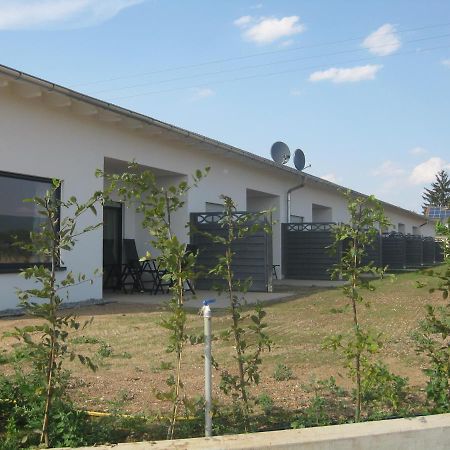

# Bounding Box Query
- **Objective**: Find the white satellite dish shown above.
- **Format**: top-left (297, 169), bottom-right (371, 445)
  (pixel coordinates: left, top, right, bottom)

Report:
top-left (270, 141), bottom-right (290, 165)
top-left (293, 149), bottom-right (306, 171)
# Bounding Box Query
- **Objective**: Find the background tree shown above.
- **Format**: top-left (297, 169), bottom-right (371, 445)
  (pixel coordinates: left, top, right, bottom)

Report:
top-left (422, 169), bottom-right (450, 211)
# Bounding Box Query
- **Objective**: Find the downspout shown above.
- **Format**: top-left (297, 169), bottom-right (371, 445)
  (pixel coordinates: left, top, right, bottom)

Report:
top-left (287, 175), bottom-right (306, 222)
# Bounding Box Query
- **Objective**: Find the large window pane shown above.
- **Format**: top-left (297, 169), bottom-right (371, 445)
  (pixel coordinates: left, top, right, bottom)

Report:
top-left (0, 172), bottom-right (55, 267)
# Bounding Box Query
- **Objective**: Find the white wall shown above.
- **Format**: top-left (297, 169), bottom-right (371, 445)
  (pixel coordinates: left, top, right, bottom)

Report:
top-left (0, 85), bottom-right (436, 308)
top-left (0, 89), bottom-right (104, 309)
top-left (289, 182), bottom-right (350, 223)
top-left (312, 204), bottom-right (333, 222)
top-left (123, 174), bottom-right (189, 259)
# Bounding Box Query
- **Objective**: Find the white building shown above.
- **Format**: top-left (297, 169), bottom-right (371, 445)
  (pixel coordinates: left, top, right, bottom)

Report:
top-left (0, 64), bottom-right (435, 310)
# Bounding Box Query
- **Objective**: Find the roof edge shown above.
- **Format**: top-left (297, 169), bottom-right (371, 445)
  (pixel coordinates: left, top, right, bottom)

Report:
top-left (0, 63), bottom-right (428, 222)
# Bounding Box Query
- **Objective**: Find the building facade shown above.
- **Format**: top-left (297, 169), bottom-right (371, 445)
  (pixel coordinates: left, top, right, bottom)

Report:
top-left (0, 64), bottom-right (435, 309)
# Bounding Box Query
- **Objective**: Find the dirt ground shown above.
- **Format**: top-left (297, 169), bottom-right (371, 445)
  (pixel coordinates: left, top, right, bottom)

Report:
top-left (0, 270), bottom-right (444, 415)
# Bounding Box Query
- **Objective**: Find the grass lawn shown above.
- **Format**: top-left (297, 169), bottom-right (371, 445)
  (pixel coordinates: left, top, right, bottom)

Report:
top-left (0, 269), bottom-right (445, 416)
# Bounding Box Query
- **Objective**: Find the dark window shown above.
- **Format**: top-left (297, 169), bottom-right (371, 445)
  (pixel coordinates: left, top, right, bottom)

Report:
top-left (0, 171), bottom-right (58, 271)
top-left (290, 214), bottom-right (304, 223)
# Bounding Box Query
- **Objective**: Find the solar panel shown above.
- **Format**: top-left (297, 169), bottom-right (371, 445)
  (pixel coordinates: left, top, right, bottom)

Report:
top-left (426, 206), bottom-right (450, 220)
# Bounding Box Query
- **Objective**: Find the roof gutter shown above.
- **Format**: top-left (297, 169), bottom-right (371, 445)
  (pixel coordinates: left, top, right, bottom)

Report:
top-left (287, 175), bottom-right (306, 222)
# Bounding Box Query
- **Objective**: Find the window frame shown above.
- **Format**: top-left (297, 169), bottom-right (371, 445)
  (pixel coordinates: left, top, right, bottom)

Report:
top-left (0, 170), bottom-right (62, 273)
top-left (397, 223), bottom-right (406, 234)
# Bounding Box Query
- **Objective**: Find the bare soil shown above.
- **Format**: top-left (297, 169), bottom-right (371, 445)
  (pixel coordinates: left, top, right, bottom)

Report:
top-left (0, 270), bottom-right (443, 415)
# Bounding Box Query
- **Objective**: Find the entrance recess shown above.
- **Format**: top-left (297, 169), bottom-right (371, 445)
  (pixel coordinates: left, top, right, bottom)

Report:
top-left (103, 202), bottom-right (122, 288)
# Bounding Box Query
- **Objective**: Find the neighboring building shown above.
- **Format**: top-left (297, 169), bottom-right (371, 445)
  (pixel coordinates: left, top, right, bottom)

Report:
top-left (0, 64), bottom-right (435, 309)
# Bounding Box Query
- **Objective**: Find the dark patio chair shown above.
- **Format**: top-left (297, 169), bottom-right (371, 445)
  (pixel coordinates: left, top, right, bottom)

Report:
top-left (121, 239), bottom-right (158, 293)
top-left (183, 244), bottom-right (197, 294)
top-left (152, 244), bottom-right (197, 295)
top-left (152, 260), bottom-right (172, 295)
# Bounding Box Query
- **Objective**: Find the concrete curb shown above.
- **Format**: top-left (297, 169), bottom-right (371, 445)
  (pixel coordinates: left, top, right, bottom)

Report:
top-left (57, 413), bottom-right (450, 449)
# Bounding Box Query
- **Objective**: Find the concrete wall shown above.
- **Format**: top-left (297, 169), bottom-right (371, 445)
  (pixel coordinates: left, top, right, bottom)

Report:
top-left (57, 413), bottom-right (450, 450)
top-left (0, 84), bottom-right (436, 308)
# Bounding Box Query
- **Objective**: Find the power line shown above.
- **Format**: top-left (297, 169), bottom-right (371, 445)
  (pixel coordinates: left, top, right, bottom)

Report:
top-left (90, 32), bottom-right (450, 95)
top-left (71, 21), bottom-right (450, 88)
top-left (108, 43), bottom-right (449, 101)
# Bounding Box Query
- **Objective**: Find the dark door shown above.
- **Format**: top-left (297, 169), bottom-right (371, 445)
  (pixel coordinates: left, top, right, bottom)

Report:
top-left (103, 204), bottom-right (122, 287)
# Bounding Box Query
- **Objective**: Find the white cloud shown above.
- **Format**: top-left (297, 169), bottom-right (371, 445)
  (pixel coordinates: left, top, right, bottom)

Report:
top-left (233, 15), bottom-right (253, 27)
top-left (371, 155), bottom-right (450, 193)
top-left (234, 15), bottom-right (305, 44)
top-left (371, 160), bottom-right (406, 197)
top-left (441, 58), bottom-right (450, 68)
top-left (309, 64), bottom-right (382, 83)
top-left (191, 87), bottom-right (215, 100)
top-left (372, 160), bottom-right (406, 177)
top-left (376, 178), bottom-right (404, 196)
top-left (370, 155), bottom-right (450, 211)
top-left (409, 157), bottom-right (450, 185)
top-left (409, 146), bottom-right (427, 156)
top-left (0, 0), bottom-right (144, 30)
top-left (362, 24), bottom-right (401, 56)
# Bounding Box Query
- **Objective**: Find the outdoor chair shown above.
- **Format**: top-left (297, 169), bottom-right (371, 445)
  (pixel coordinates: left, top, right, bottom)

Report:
top-left (121, 239), bottom-right (159, 293)
top-left (152, 260), bottom-right (172, 295)
top-left (152, 244), bottom-right (197, 295)
top-left (183, 244), bottom-right (197, 294)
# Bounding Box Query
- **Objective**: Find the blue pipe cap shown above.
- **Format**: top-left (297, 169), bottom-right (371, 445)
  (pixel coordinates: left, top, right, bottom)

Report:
top-left (202, 299), bottom-right (216, 306)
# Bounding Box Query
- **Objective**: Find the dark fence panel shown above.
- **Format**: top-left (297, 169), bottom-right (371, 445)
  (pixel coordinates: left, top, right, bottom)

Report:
top-left (422, 237), bottom-right (435, 265)
top-left (363, 234), bottom-right (382, 267)
top-left (282, 223), bottom-right (339, 280)
top-left (382, 233), bottom-right (406, 269)
top-left (190, 212), bottom-right (272, 292)
top-left (405, 235), bottom-right (423, 267)
top-left (349, 234), bottom-right (382, 268)
top-left (341, 236), bottom-right (382, 268)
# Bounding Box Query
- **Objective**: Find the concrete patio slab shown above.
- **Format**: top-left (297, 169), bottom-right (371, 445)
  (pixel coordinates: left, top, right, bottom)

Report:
top-left (103, 289), bottom-right (297, 309)
top-left (0, 279), bottom-right (344, 317)
top-left (102, 278), bottom-right (348, 310)
top-left (273, 279), bottom-right (346, 288)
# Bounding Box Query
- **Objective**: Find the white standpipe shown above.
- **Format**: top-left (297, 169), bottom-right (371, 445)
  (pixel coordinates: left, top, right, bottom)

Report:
top-left (202, 299), bottom-right (215, 437)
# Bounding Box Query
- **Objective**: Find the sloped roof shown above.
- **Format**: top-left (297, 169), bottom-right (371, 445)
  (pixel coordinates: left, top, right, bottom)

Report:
top-left (0, 62), bottom-right (428, 221)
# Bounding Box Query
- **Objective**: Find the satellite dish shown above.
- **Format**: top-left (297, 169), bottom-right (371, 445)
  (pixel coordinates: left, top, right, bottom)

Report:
top-left (271, 141), bottom-right (290, 164)
top-left (293, 148), bottom-right (306, 171)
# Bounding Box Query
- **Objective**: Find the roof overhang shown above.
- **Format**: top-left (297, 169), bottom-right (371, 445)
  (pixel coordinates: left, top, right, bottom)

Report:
top-left (0, 63), bottom-right (428, 222)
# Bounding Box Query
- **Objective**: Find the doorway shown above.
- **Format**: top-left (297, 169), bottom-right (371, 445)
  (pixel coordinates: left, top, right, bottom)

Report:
top-left (103, 203), bottom-right (123, 288)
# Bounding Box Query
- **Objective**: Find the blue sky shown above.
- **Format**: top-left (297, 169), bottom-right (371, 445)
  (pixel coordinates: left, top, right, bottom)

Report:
top-left (1, 0), bottom-right (449, 212)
